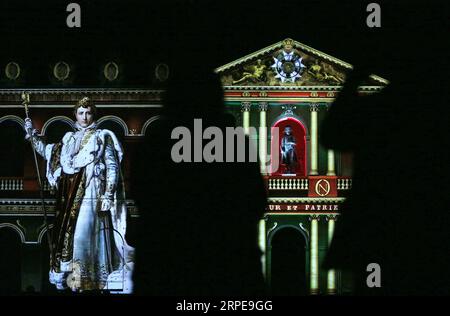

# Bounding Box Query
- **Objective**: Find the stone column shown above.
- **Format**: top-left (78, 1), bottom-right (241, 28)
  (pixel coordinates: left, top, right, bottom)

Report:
top-left (241, 101), bottom-right (251, 135)
top-left (327, 150), bottom-right (336, 176)
top-left (309, 103), bottom-right (319, 175)
top-left (309, 214), bottom-right (320, 294)
top-left (258, 102), bottom-right (268, 174)
top-left (258, 218), bottom-right (267, 280)
top-left (325, 104), bottom-right (336, 176)
top-left (326, 215), bottom-right (338, 294)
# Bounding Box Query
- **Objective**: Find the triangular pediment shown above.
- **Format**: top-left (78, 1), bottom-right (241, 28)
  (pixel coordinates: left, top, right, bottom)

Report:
top-left (216, 38), bottom-right (387, 88)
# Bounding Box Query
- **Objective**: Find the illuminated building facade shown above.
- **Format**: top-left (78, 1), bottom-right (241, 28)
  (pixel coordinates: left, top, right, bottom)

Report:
top-left (0, 38), bottom-right (386, 294)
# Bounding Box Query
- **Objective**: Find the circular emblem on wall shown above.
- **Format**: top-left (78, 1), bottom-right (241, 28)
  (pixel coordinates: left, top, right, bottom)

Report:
top-left (53, 61), bottom-right (70, 81)
top-left (104, 62), bottom-right (119, 81)
top-left (155, 63), bottom-right (169, 82)
top-left (5, 62), bottom-right (21, 80)
top-left (315, 179), bottom-right (331, 196)
top-left (271, 51), bottom-right (305, 83)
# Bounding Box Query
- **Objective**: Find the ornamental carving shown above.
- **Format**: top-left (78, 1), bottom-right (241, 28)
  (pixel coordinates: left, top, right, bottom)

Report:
top-left (219, 39), bottom-right (350, 87)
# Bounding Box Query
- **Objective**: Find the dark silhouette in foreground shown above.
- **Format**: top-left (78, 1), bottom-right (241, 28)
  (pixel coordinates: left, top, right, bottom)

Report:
top-left (131, 64), bottom-right (266, 295)
top-left (321, 26), bottom-right (449, 294)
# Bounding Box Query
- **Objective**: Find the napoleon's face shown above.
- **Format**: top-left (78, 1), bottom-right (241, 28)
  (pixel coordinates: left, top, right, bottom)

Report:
top-left (75, 106), bottom-right (94, 128)
top-left (284, 126), bottom-right (292, 135)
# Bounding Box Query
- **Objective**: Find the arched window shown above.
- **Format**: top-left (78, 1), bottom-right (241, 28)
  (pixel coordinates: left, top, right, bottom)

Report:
top-left (97, 119), bottom-right (126, 143)
top-left (142, 116), bottom-right (161, 136)
top-left (42, 118), bottom-right (75, 144)
top-left (0, 227), bottom-right (22, 294)
top-left (0, 119), bottom-right (25, 177)
top-left (270, 227), bottom-right (308, 295)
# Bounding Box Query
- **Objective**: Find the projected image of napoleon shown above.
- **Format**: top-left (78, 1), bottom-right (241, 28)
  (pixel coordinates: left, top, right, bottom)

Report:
top-left (24, 97), bottom-right (134, 293)
top-left (280, 125), bottom-right (297, 174)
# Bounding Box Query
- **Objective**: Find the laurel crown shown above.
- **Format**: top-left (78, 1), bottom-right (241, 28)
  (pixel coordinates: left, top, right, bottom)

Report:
top-left (77, 97), bottom-right (90, 107)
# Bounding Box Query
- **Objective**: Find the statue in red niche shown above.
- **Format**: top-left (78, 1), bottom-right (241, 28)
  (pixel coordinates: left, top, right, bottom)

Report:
top-left (280, 125), bottom-right (297, 174)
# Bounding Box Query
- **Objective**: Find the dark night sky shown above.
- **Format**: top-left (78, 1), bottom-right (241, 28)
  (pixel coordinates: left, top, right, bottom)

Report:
top-left (0, 0), bottom-right (447, 87)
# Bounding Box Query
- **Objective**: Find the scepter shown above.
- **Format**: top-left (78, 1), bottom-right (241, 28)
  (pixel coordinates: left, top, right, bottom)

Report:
top-left (22, 92), bottom-right (54, 260)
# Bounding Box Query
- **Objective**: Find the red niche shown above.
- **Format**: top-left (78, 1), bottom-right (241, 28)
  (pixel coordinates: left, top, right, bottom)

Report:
top-left (271, 117), bottom-right (307, 176)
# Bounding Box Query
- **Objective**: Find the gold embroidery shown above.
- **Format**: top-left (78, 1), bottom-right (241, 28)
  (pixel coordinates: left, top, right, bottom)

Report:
top-left (79, 129), bottom-right (95, 151)
top-left (68, 260), bottom-right (109, 291)
top-left (60, 171), bottom-right (86, 263)
top-left (50, 142), bottom-right (63, 174)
